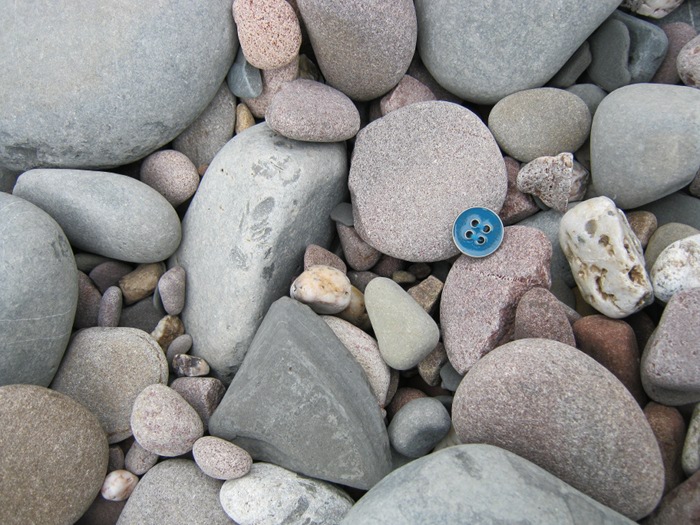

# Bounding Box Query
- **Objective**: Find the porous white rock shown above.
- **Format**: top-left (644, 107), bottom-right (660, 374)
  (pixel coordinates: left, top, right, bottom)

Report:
top-left (621, 0), bottom-right (684, 18)
top-left (290, 264), bottom-right (352, 314)
top-left (559, 197), bottom-right (653, 318)
top-left (101, 469), bottom-right (139, 501)
top-left (650, 234), bottom-right (700, 303)
top-left (517, 152), bottom-right (574, 213)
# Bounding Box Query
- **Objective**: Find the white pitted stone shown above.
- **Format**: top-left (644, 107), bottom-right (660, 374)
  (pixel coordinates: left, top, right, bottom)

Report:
top-left (13, 169), bottom-right (181, 263)
top-left (219, 463), bottom-right (353, 525)
top-left (101, 470), bottom-right (139, 502)
top-left (0, 1), bottom-right (236, 171)
top-left (559, 197), bottom-right (654, 318)
top-left (290, 264), bottom-right (352, 314)
top-left (364, 278), bottom-right (440, 371)
top-left (517, 153), bottom-right (574, 213)
top-left (171, 123), bottom-right (347, 384)
top-left (0, 192), bottom-right (78, 387)
top-left (650, 234), bottom-right (700, 303)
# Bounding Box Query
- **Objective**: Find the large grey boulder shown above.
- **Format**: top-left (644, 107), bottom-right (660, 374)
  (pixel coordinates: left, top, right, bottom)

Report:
top-left (414, 0), bottom-right (620, 104)
top-left (0, 1), bottom-right (236, 171)
top-left (208, 297), bottom-right (392, 490)
top-left (172, 123), bottom-right (347, 383)
top-left (0, 192), bottom-right (78, 387)
top-left (13, 169), bottom-right (181, 263)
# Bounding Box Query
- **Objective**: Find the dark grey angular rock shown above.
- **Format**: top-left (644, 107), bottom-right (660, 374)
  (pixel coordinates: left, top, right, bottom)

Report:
top-left (13, 169), bottom-right (181, 263)
top-left (0, 192), bottom-right (78, 387)
top-left (116, 459), bottom-right (230, 525)
top-left (340, 444), bottom-right (636, 525)
top-left (590, 84), bottom-right (700, 209)
top-left (0, 1), bottom-right (237, 171)
top-left (588, 17), bottom-right (633, 92)
top-left (414, 0), bottom-right (620, 104)
top-left (612, 10), bottom-right (669, 83)
top-left (227, 47), bottom-right (263, 99)
top-left (171, 123), bottom-right (347, 383)
top-left (208, 297), bottom-right (391, 490)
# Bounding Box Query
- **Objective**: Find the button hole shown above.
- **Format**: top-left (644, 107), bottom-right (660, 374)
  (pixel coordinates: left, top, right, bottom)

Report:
top-left (471, 219), bottom-right (479, 227)
top-left (477, 236), bottom-right (486, 245)
top-left (483, 225), bottom-right (491, 233)
top-left (465, 230), bottom-right (474, 239)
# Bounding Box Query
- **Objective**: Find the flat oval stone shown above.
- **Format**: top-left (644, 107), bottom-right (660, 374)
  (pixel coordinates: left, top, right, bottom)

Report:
top-left (296, 0), bottom-right (416, 101)
top-left (650, 234), bottom-right (700, 302)
top-left (51, 327), bottom-right (169, 444)
top-left (388, 397), bottom-right (451, 458)
top-left (340, 444), bottom-right (636, 525)
top-left (130, 384), bottom-right (204, 457)
top-left (350, 101), bottom-right (507, 262)
top-left (117, 459), bottom-right (231, 525)
top-left (157, 266), bottom-right (186, 316)
top-left (266, 79), bottom-right (360, 142)
top-left (559, 197), bottom-right (653, 318)
top-left (0, 192), bottom-right (78, 387)
top-left (414, 0), bottom-right (620, 104)
top-left (453, 338), bottom-right (664, 520)
top-left (589, 84), bottom-right (700, 209)
top-left (0, 385), bottom-right (108, 525)
top-left (192, 436), bottom-right (252, 480)
top-left (0, 1), bottom-right (236, 171)
top-left (488, 88), bottom-right (591, 163)
top-left (219, 462), bottom-right (353, 525)
top-left (13, 169), bottom-right (181, 263)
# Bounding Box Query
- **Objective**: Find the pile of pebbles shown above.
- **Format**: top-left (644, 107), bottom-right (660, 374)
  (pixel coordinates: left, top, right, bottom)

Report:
top-left (2, 0), bottom-right (700, 524)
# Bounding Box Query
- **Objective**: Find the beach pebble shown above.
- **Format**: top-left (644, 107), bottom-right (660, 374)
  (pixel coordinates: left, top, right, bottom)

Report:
top-left (0, 385), bottom-right (108, 525)
top-left (233, 0), bottom-right (301, 70)
top-left (453, 338), bottom-right (664, 520)
top-left (150, 314), bottom-right (185, 352)
top-left (683, 403), bottom-right (700, 476)
top-left (559, 197), bottom-right (653, 318)
top-left (418, 343), bottom-right (449, 387)
top-left (566, 83), bottom-right (608, 117)
top-left (589, 84), bottom-right (700, 209)
top-left (119, 298), bottom-right (166, 333)
top-left (350, 101), bottom-right (507, 262)
top-left (323, 316), bottom-right (391, 407)
top-left (13, 169), bottom-right (181, 263)
top-left (652, 22), bottom-right (697, 84)
top-left (643, 470), bottom-right (700, 525)
top-left (441, 226), bottom-right (552, 374)
top-left (304, 244), bottom-right (346, 273)
top-left (108, 446), bottom-right (125, 472)
top-left (365, 277), bottom-right (440, 370)
top-left (90, 261), bottom-right (133, 294)
top-left (98, 286), bottom-right (123, 327)
top-left (228, 47), bottom-right (262, 99)
top-left (139, 150), bottom-right (200, 208)
top-left (166, 333), bottom-right (193, 364)
top-left (76, 271), bottom-right (102, 329)
top-left (192, 436), bottom-right (252, 480)
top-left (101, 470), bottom-right (138, 502)
top-left (235, 103), bottom-right (256, 135)
top-left (626, 210), bottom-right (658, 248)
top-left (242, 58), bottom-right (299, 117)
top-left (517, 152), bottom-right (574, 213)
top-left (297, 0), bottom-right (416, 101)
top-left (124, 441), bottom-right (159, 476)
top-left (131, 384), bottom-right (204, 457)
top-left (614, 11), bottom-right (670, 83)
top-left (679, 34), bottom-right (700, 87)
top-left (117, 459), bottom-right (231, 525)
top-left (650, 234), bottom-right (700, 302)
top-left (157, 266), bottom-right (186, 316)
top-left (337, 223), bottom-right (382, 271)
top-left (371, 255), bottom-right (405, 279)
top-left (514, 287), bottom-right (575, 346)
top-left (573, 315), bottom-right (647, 405)
top-left (330, 201), bottom-right (354, 227)
top-left (488, 88), bottom-right (591, 163)
top-left (547, 42), bottom-right (592, 89)
top-left (645, 222), bottom-right (700, 270)
top-left (266, 79), bottom-right (360, 142)
top-left (173, 354), bottom-right (210, 377)
top-left (119, 263), bottom-right (165, 306)
top-left (388, 397), bottom-right (451, 459)
top-left (170, 377), bottom-right (226, 432)
top-left (500, 156), bottom-right (539, 226)
top-left (622, 0), bottom-right (684, 18)
top-left (644, 402), bottom-right (687, 495)
top-left (290, 264), bottom-right (352, 314)
top-left (220, 462), bottom-right (353, 525)
top-left (379, 74), bottom-right (435, 115)
top-left (641, 288), bottom-right (700, 405)
top-left (335, 285), bottom-right (372, 331)
top-left (50, 327), bottom-right (169, 444)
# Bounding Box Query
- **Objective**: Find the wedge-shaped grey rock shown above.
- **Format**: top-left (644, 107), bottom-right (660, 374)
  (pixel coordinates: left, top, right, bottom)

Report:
top-left (13, 169), bottom-right (181, 263)
top-left (172, 123), bottom-right (347, 383)
top-left (0, 193), bottom-right (78, 387)
top-left (208, 297), bottom-right (391, 490)
top-left (341, 444), bottom-right (636, 525)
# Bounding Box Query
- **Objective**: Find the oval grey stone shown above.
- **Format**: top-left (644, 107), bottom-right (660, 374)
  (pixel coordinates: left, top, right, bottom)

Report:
top-left (0, 192), bottom-right (78, 387)
top-left (452, 338), bottom-right (664, 520)
top-left (13, 169), bottom-right (182, 263)
top-left (388, 397), bottom-right (451, 458)
top-left (350, 101), bottom-right (507, 262)
top-left (0, 1), bottom-right (236, 171)
top-left (50, 327), bottom-right (169, 444)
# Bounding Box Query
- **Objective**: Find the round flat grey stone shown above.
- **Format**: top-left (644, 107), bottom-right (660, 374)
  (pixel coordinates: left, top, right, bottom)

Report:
top-left (388, 397), bottom-right (451, 458)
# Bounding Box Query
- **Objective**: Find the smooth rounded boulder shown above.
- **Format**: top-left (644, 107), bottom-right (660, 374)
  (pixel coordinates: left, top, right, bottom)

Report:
top-left (0, 192), bottom-right (78, 387)
top-left (453, 338), bottom-right (664, 520)
top-left (0, 1), bottom-right (237, 171)
top-left (13, 169), bottom-right (182, 263)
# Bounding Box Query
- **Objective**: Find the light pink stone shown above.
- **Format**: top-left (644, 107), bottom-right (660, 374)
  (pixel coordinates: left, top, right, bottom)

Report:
top-left (379, 75), bottom-right (436, 116)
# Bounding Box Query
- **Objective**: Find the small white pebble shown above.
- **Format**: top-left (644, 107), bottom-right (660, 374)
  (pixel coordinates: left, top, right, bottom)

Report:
top-left (290, 264), bottom-right (352, 314)
top-left (101, 469), bottom-right (139, 501)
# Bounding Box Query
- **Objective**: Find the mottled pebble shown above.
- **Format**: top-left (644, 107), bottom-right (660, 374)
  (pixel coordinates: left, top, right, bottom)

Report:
top-left (388, 397), bottom-right (451, 458)
top-left (139, 150), bottom-right (200, 207)
top-left (98, 285), bottom-right (122, 327)
top-left (101, 470), bottom-right (138, 502)
top-left (119, 263), bottom-right (165, 306)
top-left (650, 234), bottom-right (700, 302)
top-left (157, 266), bottom-right (186, 316)
top-left (622, 0), bottom-right (684, 18)
top-left (192, 436), bottom-right (252, 480)
top-left (645, 222), bottom-right (700, 271)
top-left (124, 440), bottom-right (159, 476)
top-left (290, 264), bottom-right (352, 314)
top-left (626, 210), bottom-right (658, 248)
top-left (418, 342), bottom-right (449, 387)
top-left (150, 314), bottom-right (184, 351)
top-left (514, 287), bottom-right (575, 346)
top-left (517, 152), bottom-right (574, 213)
top-left (170, 376), bottom-right (226, 432)
top-left (173, 354), bottom-right (210, 377)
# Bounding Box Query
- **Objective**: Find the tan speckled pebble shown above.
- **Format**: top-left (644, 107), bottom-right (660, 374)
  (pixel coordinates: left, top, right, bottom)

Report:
top-left (193, 436), bottom-right (252, 480)
top-left (290, 264), bottom-right (352, 314)
top-left (119, 263), bottom-right (165, 306)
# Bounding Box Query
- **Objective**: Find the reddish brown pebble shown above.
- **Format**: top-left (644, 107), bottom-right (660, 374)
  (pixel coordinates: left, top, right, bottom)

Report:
top-left (337, 223), bottom-right (381, 271)
top-left (379, 74), bottom-right (436, 116)
top-left (514, 287), bottom-right (575, 346)
top-left (644, 402), bottom-right (687, 496)
top-left (573, 315), bottom-right (647, 406)
top-left (407, 275), bottom-right (443, 315)
top-left (643, 470), bottom-right (700, 525)
top-left (304, 244), bottom-right (347, 274)
top-left (386, 387), bottom-right (427, 420)
top-left (626, 210), bottom-right (658, 249)
top-left (89, 261), bottom-right (133, 294)
top-left (418, 342), bottom-right (449, 387)
top-left (170, 377), bottom-right (226, 432)
top-left (499, 156), bottom-right (539, 226)
top-left (371, 254), bottom-right (405, 278)
top-left (75, 271), bottom-right (101, 329)
top-left (119, 263), bottom-right (165, 306)
top-left (653, 22), bottom-right (698, 84)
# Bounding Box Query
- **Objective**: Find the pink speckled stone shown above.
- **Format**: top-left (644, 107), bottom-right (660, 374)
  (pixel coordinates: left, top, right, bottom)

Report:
top-left (337, 223), bottom-right (381, 271)
top-left (140, 150), bottom-right (199, 208)
top-left (441, 226), bottom-right (552, 374)
top-left (193, 436), bottom-right (252, 480)
top-left (386, 387), bottom-right (427, 420)
top-left (652, 23), bottom-right (697, 84)
top-left (678, 34), bottom-right (700, 88)
top-left (266, 79), bottom-right (360, 142)
top-left (514, 287), bottom-right (575, 347)
top-left (379, 75), bottom-right (436, 116)
top-left (499, 156), bottom-right (539, 226)
top-left (233, 0), bottom-right (302, 70)
top-left (304, 244), bottom-right (346, 274)
top-left (242, 57), bottom-right (299, 117)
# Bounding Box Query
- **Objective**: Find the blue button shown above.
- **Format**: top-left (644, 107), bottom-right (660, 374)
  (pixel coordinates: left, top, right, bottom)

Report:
top-left (452, 207), bottom-right (504, 257)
